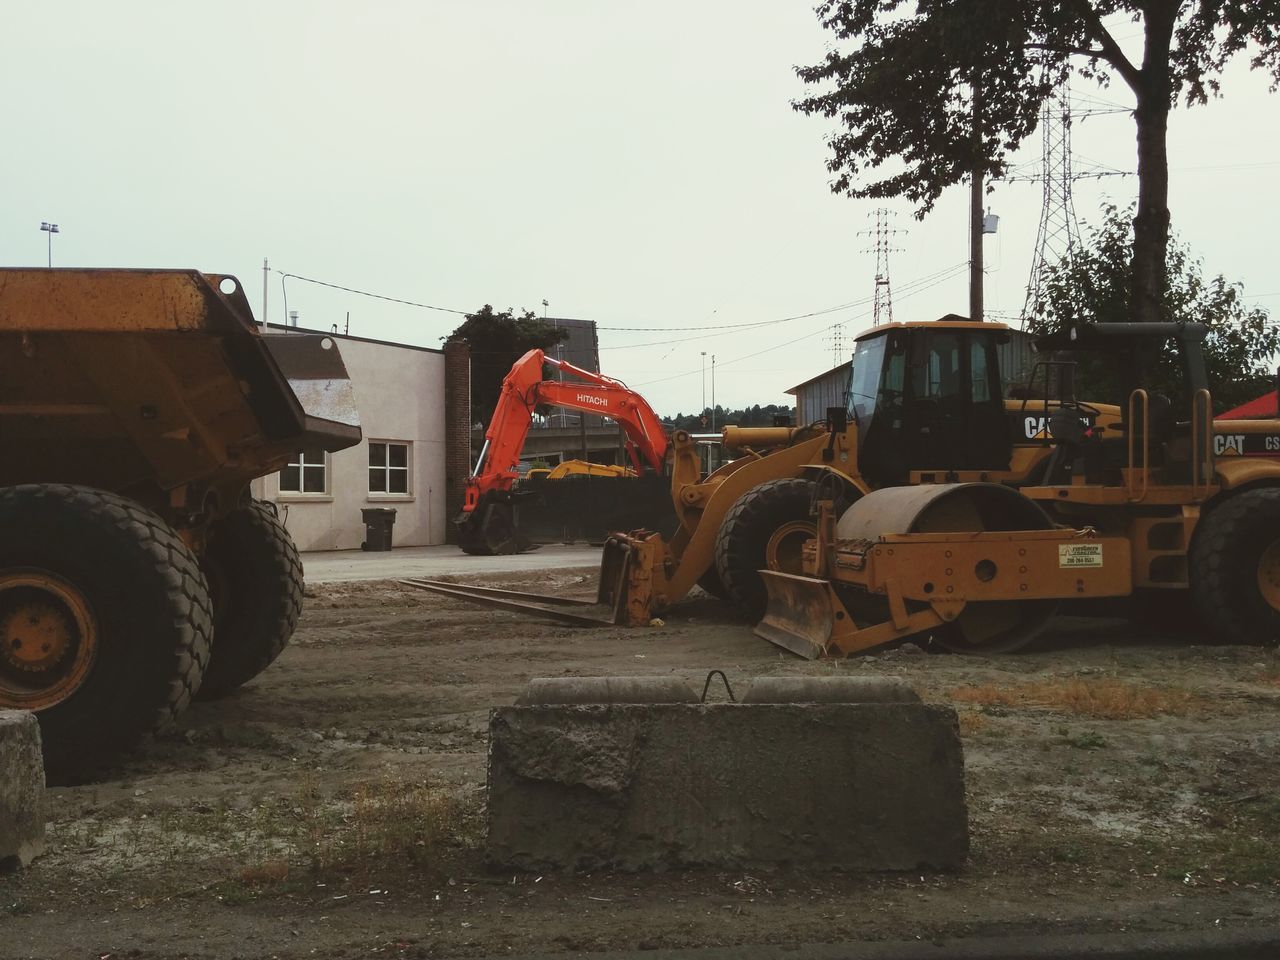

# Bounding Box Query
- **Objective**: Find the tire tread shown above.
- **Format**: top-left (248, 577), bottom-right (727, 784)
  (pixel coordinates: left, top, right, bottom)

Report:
top-left (0, 483), bottom-right (211, 781)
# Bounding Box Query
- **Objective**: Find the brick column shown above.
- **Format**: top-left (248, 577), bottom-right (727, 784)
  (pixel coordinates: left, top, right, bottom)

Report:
top-left (443, 338), bottom-right (472, 543)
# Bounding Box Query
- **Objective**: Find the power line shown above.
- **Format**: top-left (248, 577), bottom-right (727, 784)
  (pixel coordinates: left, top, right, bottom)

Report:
top-left (599, 262), bottom-right (969, 352)
top-left (278, 268), bottom-right (871, 333)
top-left (630, 262), bottom-right (969, 389)
top-left (276, 259), bottom-right (967, 352)
top-left (278, 271), bottom-right (470, 315)
top-left (1171, 160), bottom-right (1280, 173)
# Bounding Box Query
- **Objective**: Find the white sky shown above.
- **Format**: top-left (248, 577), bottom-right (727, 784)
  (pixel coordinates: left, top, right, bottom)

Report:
top-left (3, 2), bottom-right (1277, 415)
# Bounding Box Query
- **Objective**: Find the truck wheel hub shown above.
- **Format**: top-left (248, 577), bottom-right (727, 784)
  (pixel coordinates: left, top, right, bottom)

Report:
top-left (766, 521), bottom-right (815, 575)
top-left (0, 573), bottom-right (98, 708)
top-left (1257, 541), bottom-right (1280, 612)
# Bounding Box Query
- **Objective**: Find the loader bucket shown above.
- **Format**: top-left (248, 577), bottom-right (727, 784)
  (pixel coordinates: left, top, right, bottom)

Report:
top-left (596, 530), bottom-right (661, 626)
top-left (754, 570), bottom-right (842, 660)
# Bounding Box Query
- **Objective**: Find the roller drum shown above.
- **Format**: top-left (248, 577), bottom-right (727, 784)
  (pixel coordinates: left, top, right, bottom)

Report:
top-left (835, 483), bottom-right (1057, 654)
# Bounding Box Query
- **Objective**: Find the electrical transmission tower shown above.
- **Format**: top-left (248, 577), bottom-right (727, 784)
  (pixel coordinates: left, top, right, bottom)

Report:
top-left (860, 208), bottom-right (904, 327)
top-left (1020, 76), bottom-right (1082, 328)
top-left (823, 322), bottom-right (845, 366)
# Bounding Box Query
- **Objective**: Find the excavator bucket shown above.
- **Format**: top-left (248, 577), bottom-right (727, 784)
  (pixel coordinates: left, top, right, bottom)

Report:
top-left (754, 571), bottom-right (841, 660)
top-left (456, 493), bottom-right (534, 556)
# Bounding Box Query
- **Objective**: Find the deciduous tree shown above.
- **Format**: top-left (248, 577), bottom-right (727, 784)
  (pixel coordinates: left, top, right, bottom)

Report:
top-left (450, 305), bottom-right (568, 425)
top-left (1031, 204), bottom-right (1277, 411)
top-left (794, 1), bottom-right (1280, 324)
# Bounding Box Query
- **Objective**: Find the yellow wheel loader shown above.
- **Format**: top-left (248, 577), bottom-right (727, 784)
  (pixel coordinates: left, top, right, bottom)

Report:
top-left (595, 318), bottom-right (1125, 625)
top-left (756, 321), bottom-right (1280, 658)
top-left (0, 269), bottom-right (361, 781)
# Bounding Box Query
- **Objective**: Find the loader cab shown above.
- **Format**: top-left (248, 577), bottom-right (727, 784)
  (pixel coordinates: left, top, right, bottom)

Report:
top-left (848, 319), bottom-right (1012, 484)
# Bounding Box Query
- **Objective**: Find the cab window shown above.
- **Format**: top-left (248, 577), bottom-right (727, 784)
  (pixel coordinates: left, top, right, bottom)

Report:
top-left (911, 333), bottom-right (962, 401)
top-left (971, 338), bottom-right (991, 402)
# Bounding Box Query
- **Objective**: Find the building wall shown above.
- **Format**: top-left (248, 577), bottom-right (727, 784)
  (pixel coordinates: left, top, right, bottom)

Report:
top-left (443, 339), bottom-right (471, 544)
top-left (794, 366), bottom-right (851, 425)
top-left (256, 334), bottom-right (448, 551)
top-left (996, 330), bottom-right (1036, 386)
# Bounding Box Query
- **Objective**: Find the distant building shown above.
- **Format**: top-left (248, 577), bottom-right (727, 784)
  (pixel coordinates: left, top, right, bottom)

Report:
top-left (788, 362), bottom-right (852, 425)
top-left (543, 316), bottom-right (610, 430)
top-left (546, 316), bottom-right (600, 372)
top-left (252, 325), bottom-right (471, 552)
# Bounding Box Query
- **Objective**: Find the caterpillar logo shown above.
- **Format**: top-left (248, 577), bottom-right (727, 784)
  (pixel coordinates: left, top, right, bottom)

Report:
top-left (1023, 415), bottom-right (1091, 439)
top-left (1214, 434), bottom-right (1246, 456)
top-left (576, 394), bottom-right (610, 408)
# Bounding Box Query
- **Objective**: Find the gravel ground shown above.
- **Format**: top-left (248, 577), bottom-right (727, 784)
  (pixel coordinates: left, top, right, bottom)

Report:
top-left (2, 568), bottom-right (1278, 959)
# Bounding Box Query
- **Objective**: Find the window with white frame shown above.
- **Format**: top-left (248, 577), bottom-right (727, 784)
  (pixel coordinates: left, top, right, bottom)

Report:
top-left (369, 441), bottom-right (411, 495)
top-left (280, 447), bottom-right (328, 494)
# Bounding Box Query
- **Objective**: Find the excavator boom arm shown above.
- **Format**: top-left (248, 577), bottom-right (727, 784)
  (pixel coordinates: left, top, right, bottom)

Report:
top-left (466, 350), bottom-right (669, 510)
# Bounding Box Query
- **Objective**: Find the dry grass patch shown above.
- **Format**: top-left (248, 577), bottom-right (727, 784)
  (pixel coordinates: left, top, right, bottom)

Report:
top-left (297, 774), bottom-right (479, 875)
top-left (957, 710), bottom-right (989, 736)
top-left (948, 678), bottom-right (1199, 719)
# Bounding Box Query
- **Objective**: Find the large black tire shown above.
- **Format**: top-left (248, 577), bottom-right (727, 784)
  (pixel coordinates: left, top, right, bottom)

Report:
top-left (1190, 487), bottom-right (1280, 647)
top-left (0, 484), bottom-right (211, 784)
top-left (197, 501), bottom-right (304, 699)
top-left (696, 565), bottom-right (728, 600)
top-left (714, 478), bottom-right (824, 622)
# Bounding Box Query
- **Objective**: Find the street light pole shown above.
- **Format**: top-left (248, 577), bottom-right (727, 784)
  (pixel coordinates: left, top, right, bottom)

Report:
top-left (40, 222), bottom-right (59, 267)
top-left (711, 354), bottom-right (717, 431)
top-left (701, 351), bottom-right (707, 415)
top-left (544, 298), bottom-right (563, 428)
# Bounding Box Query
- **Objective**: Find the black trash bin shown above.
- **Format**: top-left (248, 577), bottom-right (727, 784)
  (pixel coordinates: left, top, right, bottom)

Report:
top-left (360, 507), bottom-right (397, 551)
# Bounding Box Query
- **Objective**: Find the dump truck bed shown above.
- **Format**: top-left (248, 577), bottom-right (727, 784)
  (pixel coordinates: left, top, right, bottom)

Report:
top-left (0, 269), bottom-right (359, 496)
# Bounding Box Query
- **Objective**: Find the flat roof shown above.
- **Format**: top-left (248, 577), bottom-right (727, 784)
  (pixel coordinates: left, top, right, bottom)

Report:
top-left (265, 322), bottom-right (444, 355)
top-left (786, 361), bottom-right (850, 395)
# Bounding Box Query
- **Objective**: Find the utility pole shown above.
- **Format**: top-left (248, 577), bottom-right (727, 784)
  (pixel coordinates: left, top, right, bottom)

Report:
top-left (261, 258), bottom-right (270, 332)
top-left (970, 166), bottom-right (984, 322)
top-left (969, 77), bottom-right (985, 322)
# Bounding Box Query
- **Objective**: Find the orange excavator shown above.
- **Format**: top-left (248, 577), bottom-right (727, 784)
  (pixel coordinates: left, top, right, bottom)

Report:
top-left (456, 349), bottom-right (670, 555)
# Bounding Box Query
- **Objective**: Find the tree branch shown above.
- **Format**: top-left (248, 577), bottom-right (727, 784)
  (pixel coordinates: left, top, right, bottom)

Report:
top-left (1026, 42), bottom-right (1108, 59)
top-left (1072, 0), bottom-right (1142, 92)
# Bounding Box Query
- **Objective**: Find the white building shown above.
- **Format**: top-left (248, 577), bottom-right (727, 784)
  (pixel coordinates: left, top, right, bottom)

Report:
top-left (254, 327), bottom-right (452, 551)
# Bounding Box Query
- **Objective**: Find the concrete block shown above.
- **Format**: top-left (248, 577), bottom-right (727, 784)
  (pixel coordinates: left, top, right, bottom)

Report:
top-left (517, 676), bottom-right (698, 705)
top-left (0, 710), bottom-right (46, 867)
top-left (487, 701), bottom-right (966, 872)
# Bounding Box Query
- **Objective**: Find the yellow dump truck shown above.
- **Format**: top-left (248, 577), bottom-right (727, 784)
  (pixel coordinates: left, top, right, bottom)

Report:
top-left (0, 268), bottom-right (361, 781)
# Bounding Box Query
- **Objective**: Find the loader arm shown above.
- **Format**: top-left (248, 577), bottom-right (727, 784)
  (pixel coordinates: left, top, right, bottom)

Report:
top-left (457, 348), bottom-right (670, 554)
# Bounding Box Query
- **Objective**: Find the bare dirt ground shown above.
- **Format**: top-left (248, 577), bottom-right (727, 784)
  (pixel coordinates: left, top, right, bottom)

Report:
top-left (3, 568), bottom-right (1280, 959)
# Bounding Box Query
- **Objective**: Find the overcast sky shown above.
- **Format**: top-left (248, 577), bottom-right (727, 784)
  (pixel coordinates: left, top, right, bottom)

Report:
top-left (3, 2), bottom-right (1277, 414)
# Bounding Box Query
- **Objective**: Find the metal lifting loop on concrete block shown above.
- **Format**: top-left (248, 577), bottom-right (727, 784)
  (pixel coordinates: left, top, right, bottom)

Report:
top-left (700, 670), bottom-right (736, 702)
